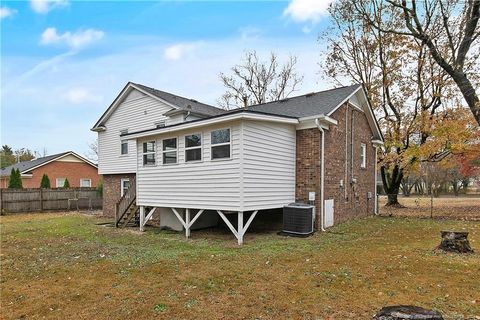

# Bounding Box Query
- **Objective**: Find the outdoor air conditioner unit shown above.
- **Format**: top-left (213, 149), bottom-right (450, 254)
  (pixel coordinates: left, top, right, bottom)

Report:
top-left (282, 202), bottom-right (315, 235)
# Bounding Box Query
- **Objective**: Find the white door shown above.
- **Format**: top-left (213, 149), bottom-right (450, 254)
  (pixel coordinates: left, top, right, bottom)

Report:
top-left (324, 199), bottom-right (334, 228)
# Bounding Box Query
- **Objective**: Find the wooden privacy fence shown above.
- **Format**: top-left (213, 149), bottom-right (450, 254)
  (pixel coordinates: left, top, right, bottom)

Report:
top-left (0, 188), bottom-right (102, 213)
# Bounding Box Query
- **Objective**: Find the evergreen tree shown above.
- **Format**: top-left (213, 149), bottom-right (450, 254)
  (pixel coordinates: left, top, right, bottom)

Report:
top-left (63, 178), bottom-right (70, 188)
top-left (8, 168), bottom-right (22, 189)
top-left (40, 174), bottom-right (51, 188)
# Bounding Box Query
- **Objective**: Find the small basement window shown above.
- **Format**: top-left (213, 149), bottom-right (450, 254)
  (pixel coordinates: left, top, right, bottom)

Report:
top-left (211, 128), bottom-right (231, 160)
top-left (360, 143), bottom-right (367, 168)
top-left (120, 178), bottom-right (130, 196)
top-left (162, 138), bottom-right (177, 164)
top-left (80, 179), bottom-right (92, 187)
top-left (142, 141), bottom-right (156, 165)
top-left (185, 133), bottom-right (202, 162)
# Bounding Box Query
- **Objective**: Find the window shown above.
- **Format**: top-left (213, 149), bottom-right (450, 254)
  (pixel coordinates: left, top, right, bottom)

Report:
top-left (121, 178), bottom-right (130, 196)
top-left (142, 141), bottom-right (156, 165)
top-left (155, 120), bottom-right (166, 128)
top-left (162, 138), bottom-right (177, 164)
top-left (80, 179), bottom-right (92, 187)
top-left (121, 140), bottom-right (128, 155)
top-left (360, 143), bottom-right (367, 168)
top-left (211, 128), bottom-right (231, 160)
top-left (185, 133), bottom-right (202, 162)
top-left (120, 129), bottom-right (128, 155)
top-left (56, 178), bottom-right (66, 188)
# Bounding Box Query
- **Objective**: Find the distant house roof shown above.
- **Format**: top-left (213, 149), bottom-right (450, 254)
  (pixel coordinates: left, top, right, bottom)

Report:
top-left (247, 84), bottom-right (362, 118)
top-left (0, 151), bottom-right (97, 177)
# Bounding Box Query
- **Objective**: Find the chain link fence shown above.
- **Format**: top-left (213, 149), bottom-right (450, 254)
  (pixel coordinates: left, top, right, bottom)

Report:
top-left (376, 193), bottom-right (480, 220)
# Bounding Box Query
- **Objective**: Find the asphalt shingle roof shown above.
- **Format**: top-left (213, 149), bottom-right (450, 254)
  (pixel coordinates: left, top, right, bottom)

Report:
top-left (247, 84), bottom-right (361, 118)
top-left (132, 83), bottom-right (227, 117)
top-left (0, 152), bottom-right (70, 177)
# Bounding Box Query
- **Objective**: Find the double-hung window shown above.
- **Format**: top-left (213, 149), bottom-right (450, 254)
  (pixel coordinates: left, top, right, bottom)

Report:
top-left (185, 133), bottom-right (202, 162)
top-left (360, 143), bottom-right (367, 168)
top-left (142, 141), bottom-right (156, 165)
top-left (211, 128), bottom-right (231, 160)
top-left (162, 138), bottom-right (177, 164)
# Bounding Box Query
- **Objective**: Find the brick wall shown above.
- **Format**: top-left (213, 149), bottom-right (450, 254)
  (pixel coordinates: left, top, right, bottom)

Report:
top-left (103, 173), bottom-right (136, 217)
top-left (296, 103), bottom-right (376, 228)
top-left (0, 160), bottom-right (99, 189)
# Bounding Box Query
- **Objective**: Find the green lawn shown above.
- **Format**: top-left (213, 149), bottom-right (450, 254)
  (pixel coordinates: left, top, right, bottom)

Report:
top-left (1, 213), bottom-right (479, 319)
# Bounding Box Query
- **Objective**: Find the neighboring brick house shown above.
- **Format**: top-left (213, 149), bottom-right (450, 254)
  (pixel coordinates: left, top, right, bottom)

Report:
top-left (92, 82), bottom-right (383, 244)
top-left (0, 151), bottom-right (99, 189)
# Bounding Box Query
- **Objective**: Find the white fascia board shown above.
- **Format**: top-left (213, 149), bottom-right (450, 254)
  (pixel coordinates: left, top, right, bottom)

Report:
top-left (298, 114), bottom-right (338, 125)
top-left (371, 139), bottom-right (384, 146)
top-left (326, 86), bottom-right (362, 117)
top-left (91, 83), bottom-right (180, 131)
top-left (124, 113), bottom-right (298, 140)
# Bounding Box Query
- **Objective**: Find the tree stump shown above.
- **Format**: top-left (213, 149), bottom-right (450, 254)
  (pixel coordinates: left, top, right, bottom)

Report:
top-left (373, 305), bottom-right (443, 320)
top-left (436, 231), bottom-right (473, 253)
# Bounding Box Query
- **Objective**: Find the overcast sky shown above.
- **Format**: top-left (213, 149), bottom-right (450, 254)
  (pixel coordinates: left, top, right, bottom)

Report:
top-left (1, 0), bottom-right (337, 157)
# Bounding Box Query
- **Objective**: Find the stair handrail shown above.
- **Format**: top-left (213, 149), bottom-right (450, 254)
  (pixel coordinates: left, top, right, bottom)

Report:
top-left (115, 177), bottom-right (136, 227)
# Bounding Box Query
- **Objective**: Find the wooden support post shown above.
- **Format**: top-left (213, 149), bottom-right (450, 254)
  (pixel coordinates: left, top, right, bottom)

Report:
top-left (139, 206), bottom-right (145, 232)
top-left (171, 208), bottom-right (187, 229)
top-left (185, 208), bottom-right (191, 238)
top-left (237, 211), bottom-right (244, 245)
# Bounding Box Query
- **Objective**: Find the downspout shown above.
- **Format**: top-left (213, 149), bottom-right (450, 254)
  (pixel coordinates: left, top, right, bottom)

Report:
top-left (314, 119), bottom-right (326, 232)
top-left (374, 145), bottom-right (378, 215)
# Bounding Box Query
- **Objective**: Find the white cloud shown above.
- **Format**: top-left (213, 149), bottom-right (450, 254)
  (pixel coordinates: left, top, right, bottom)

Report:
top-left (164, 42), bottom-right (200, 61)
top-left (283, 0), bottom-right (333, 23)
top-left (0, 6), bottom-right (17, 19)
top-left (40, 27), bottom-right (105, 49)
top-left (64, 87), bottom-right (102, 104)
top-left (239, 26), bottom-right (262, 40)
top-left (30, 0), bottom-right (68, 14)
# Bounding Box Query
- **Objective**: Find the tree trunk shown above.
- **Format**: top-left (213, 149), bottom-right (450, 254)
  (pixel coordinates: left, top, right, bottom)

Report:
top-left (381, 165), bottom-right (404, 206)
top-left (451, 68), bottom-right (480, 126)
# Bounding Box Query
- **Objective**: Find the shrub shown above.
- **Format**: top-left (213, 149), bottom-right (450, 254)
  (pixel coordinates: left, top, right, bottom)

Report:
top-left (63, 178), bottom-right (70, 188)
top-left (8, 168), bottom-right (23, 189)
top-left (96, 178), bottom-right (103, 196)
top-left (40, 174), bottom-right (51, 188)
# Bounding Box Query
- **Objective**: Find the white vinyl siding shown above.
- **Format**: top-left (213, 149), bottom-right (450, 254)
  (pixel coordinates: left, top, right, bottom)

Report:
top-left (97, 89), bottom-right (181, 174)
top-left (136, 122), bottom-right (242, 210)
top-left (242, 121), bottom-right (296, 211)
top-left (136, 119), bottom-right (296, 212)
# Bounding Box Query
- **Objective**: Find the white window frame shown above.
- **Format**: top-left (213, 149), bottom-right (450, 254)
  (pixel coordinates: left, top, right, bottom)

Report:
top-left (120, 178), bottom-right (130, 197)
top-left (142, 140), bottom-right (156, 166)
top-left (162, 137), bottom-right (178, 165)
top-left (211, 127), bottom-right (232, 161)
top-left (56, 178), bottom-right (66, 188)
top-left (80, 179), bottom-right (92, 187)
top-left (184, 133), bottom-right (202, 162)
top-left (360, 143), bottom-right (367, 168)
top-left (120, 140), bottom-right (128, 155)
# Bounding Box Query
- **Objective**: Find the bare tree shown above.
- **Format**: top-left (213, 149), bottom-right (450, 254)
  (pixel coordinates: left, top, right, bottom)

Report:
top-left (86, 139), bottom-right (98, 162)
top-left (353, 0), bottom-right (480, 125)
top-left (322, 0), bottom-right (459, 205)
top-left (219, 51), bottom-right (304, 109)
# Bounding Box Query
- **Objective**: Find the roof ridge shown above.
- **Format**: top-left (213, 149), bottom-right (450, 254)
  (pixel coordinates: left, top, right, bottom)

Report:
top-left (131, 82), bottom-right (222, 110)
top-left (246, 83), bottom-right (361, 109)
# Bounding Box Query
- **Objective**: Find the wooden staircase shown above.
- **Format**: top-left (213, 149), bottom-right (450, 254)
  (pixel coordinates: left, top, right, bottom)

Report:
top-left (115, 178), bottom-right (139, 228)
